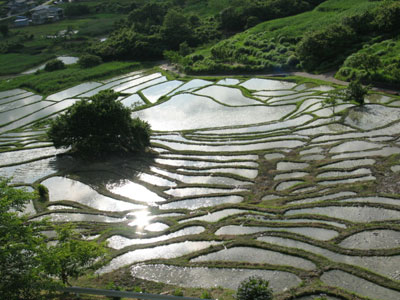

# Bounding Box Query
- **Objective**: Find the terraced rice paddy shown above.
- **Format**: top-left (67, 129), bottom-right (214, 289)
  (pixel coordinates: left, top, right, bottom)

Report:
top-left (1, 70), bottom-right (400, 299)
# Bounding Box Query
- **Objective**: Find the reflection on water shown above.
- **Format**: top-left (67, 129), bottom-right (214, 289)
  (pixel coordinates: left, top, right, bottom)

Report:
top-left (196, 85), bottom-right (261, 106)
top-left (192, 246), bottom-right (316, 270)
top-left (42, 176), bottom-right (142, 212)
top-left (321, 270), bottom-right (400, 300)
top-left (133, 94), bottom-right (295, 131)
top-left (107, 226), bottom-right (205, 249)
top-left (127, 210), bottom-right (154, 228)
top-left (285, 206), bottom-right (400, 222)
top-left (131, 264), bottom-right (301, 292)
top-left (142, 80), bottom-right (183, 103)
top-left (216, 225), bottom-right (338, 241)
top-left (99, 241), bottom-right (221, 274)
top-left (107, 179), bottom-right (165, 205)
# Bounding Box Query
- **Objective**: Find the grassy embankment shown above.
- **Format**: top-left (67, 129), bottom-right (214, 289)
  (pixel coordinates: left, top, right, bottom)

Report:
top-left (184, 0), bottom-right (396, 77)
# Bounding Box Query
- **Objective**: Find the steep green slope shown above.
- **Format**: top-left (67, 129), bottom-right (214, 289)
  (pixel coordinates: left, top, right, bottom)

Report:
top-left (183, 0), bottom-right (400, 88)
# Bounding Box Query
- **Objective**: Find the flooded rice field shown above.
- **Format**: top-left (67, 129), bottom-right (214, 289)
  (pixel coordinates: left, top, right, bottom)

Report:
top-left (1, 70), bottom-right (400, 299)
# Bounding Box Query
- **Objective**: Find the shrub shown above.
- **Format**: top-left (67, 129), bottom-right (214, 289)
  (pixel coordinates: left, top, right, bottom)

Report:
top-left (47, 90), bottom-right (151, 158)
top-left (345, 79), bottom-right (369, 105)
top-left (44, 59), bottom-right (65, 72)
top-left (296, 24), bottom-right (358, 70)
top-left (37, 184), bottom-right (49, 202)
top-left (286, 55), bottom-right (299, 67)
top-left (201, 290), bottom-right (211, 299)
top-left (237, 276), bottom-right (273, 300)
top-left (173, 288), bottom-right (183, 297)
top-left (78, 54), bottom-right (102, 68)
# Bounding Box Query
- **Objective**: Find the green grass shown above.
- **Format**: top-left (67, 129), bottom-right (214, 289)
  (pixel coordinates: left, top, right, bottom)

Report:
top-left (0, 13), bottom-right (124, 75)
top-left (183, 0), bottom-right (230, 17)
top-left (248, 0), bottom-right (379, 38)
top-left (0, 61), bottom-right (147, 96)
top-left (336, 37), bottom-right (400, 85)
top-left (0, 53), bottom-right (55, 75)
top-left (186, 0), bottom-right (384, 74)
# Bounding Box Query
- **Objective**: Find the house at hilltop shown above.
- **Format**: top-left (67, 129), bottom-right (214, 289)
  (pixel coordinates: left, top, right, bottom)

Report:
top-left (31, 5), bottom-right (64, 25)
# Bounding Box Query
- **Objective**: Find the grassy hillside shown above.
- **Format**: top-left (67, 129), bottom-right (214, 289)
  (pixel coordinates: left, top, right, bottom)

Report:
top-left (182, 0), bottom-right (400, 88)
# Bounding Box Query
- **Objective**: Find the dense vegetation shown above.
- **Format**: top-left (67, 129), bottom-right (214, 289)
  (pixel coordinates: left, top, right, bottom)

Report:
top-left (89, 0), bottom-right (325, 61)
top-left (1, 0), bottom-right (398, 89)
top-left (237, 276), bottom-right (273, 300)
top-left (0, 178), bottom-right (107, 299)
top-left (179, 0), bottom-right (400, 87)
top-left (48, 90), bottom-right (151, 158)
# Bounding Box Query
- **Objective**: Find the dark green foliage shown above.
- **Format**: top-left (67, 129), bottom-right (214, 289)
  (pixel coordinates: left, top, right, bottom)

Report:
top-left (373, 1), bottom-right (400, 33)
top-left (201, 290), bottom-right (211, 299)
top-left (42, 224), bottom-right (107, 285)
top-left (44, 59), bottom-right (65, 72)
top-left (217, 0), bottom-right (323, 32)
top-left (296, 24), bottom-right (358, 70)
top-left (179, 41), bottom-right (192, 56)
top-left (91, 28), bottom-right (163, 60)
top-left (37, 184), bottom-right (49, 202)
top-left (161, 9), bottom-right (194, 49)
top-left (0, 24), bottom-right (9, 37)
top-left (64, 4), bottom-right (90, 17)
top-left (173, 288), bottom-right (184, 297)
top-left (1, 178), bottom-right (108, 297)
top-left (128, 2), bottom-right (167, 30)
top-left (47, 90), bottom-right (151, 158)
top-left (0, 178), bottom-right (50, 300)
top-left (344, 52), bottom-right (381, 74)
top-left (237, 276), bottom-right (273, 300)
top-left (78, 54), bottom-right (103, 68)
top-left (345, 80), bottom-right (369, 105)
top-left (0, 40), bottom-right (24, 54)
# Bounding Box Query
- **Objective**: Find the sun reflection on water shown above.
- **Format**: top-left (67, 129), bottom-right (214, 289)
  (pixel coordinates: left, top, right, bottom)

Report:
top-left (127, 210), bottom-right (154, 230)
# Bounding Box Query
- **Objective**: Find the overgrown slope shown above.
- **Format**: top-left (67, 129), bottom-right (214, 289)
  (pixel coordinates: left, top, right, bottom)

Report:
top-left (181, 0), bottom-right (400, 87)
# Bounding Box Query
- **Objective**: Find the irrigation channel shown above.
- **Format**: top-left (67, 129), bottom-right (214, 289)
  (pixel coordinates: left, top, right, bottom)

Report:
top-left (1, 70), bottom-right (400, 300)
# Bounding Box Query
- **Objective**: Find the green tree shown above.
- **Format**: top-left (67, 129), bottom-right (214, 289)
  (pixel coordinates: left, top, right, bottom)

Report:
top-left (47, 90), bottom-right (151, 158)
top-left (296, 24), bottom-right (357, 70)
top-left (345, 53), bottom-right (381, 74)
top-left (42, 224), bottom-right (107, 285)
top-left (237, 276), bottom-right (273, 300)
top-left (373, 2), bottom-right (400, 33)
top-left (78, 54), bottom-right (103, 68)
top-left (44, 59), bottom-right (65, 72)
top-left (345, 79), bottom-right (369, 105)
top-left (322, 92), bottom-right (339, 114)
top-left (161, 9), bottom-right (193, 49)
top-left (0, 178), bottom-right (50, 300)
top-left (0, 178), bottom-right (109, 298)
top-left (0, 24), bottom-right (9, 37)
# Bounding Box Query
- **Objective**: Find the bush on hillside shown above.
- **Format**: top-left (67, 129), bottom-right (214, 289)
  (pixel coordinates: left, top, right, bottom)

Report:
top-left (47, 90), bottom-right (151, 158)
top-left (237, 276), bottom-right (273, 300)
top-left (78, 54), bottom-right (102, 68)
top-left (345, 80), bottom-right (369, 105)
top-left (296, 24), bottom-right (358, 70)
top-left (44, 59), bottom-right (65, 72)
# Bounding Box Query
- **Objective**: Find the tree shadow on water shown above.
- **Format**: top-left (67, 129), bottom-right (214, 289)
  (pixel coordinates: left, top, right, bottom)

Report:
top-left (49, 151), bottom-right (158, 193)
